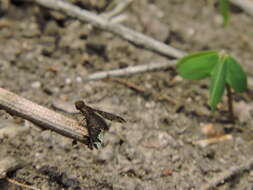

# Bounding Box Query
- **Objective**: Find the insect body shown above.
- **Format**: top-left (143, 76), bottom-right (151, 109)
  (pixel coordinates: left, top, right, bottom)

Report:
top-left (75, 100), bottom-right (125, 149)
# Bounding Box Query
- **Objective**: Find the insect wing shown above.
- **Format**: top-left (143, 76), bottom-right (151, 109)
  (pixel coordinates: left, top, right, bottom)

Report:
top-left (88, 111), bottom-right (110, 130)
top-left (93, 109), bottom-right (126, 123)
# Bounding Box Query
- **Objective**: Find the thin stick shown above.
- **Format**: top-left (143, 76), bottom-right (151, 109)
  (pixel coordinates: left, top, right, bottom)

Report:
top-left (31, 0), bottom-right (185, 58)
top-left (101, 0), bottom-right (132, 19)
top-left (198, 156), bottom-right (253, 190)
top-left (83, 60), bottom-right (253, 91)
top-left (106, 77), bottom-right (177, 105)
top-left (31, 0), bottom-right (253, 86)
top-left (0, 87), bottom-right (88, 144)
top-left (226, 84), bottom-right (234, 122)
top-left (84, 61), bottom-right (176, 81)
top-left (6, 177), bottom-right (40, 190)
top-left (105, 77), bottom-right (146, 93)
top-left (231, 0), bottom-right (253, 17)
top-left (193, 134), bottom-right (232, 147)
top-left (30, 0), bottom-right (253, 87)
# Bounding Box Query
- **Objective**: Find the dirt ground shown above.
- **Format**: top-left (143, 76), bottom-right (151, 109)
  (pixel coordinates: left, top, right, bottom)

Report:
top-left (0, 0), bottom-right (253, 189)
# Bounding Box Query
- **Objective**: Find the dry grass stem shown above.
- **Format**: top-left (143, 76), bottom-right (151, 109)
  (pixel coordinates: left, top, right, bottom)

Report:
top-left (0, 87), bottom-right (88, 144)
top-left (193, 135), bottom-right (233, 147)
top-left (32, 0), bottom-right (185, 58)
top-left (6, 177), bottom-right (40, 190)
top-left (85, 61), bottom-right (176, 81)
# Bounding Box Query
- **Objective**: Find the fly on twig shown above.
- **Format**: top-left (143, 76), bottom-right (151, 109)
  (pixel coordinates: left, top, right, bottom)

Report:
top-left (75, 100), bottom-right (126, 149)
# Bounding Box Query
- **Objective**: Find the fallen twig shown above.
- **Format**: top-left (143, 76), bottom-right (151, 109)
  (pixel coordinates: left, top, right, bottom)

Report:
top-left (84, 61), bottom-right (176, 81)
top-left (105, 77), bottom-right (146, 93)
top-left (193, 134), bottom-right (233, 147)
top-left (31, 0), bottom-right (185, 58)
top-left (150, 91), bottom-right (177, 105)
top-left (85, 60), bottom-right (253, 90)
top-left (106, 77), bottom-right (177, 105)
top-left (30, 0), bottom-right (253, 88)
top-left (231, 0), bottom-right (253, 17)
top-left (0, 87), bottom-right (88, 144)
top-left (6, 177), bottom-right (40, 190)
top-left (101, 0), bottom-right (132, 19)
top-left (198, 156), bottom-right (253, 190)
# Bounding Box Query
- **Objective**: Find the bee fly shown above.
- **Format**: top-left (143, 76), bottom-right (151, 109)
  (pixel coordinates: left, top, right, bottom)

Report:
top-left (75, 100), bottom-right (126, 149)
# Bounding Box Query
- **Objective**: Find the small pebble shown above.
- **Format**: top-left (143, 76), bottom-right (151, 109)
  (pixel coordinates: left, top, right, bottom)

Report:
top-left (31, 81), bottom-right (41, 89)
top-left (65, 78), bottom-right (72, 85)
top-left (76, 76), bottom-right (82, 83)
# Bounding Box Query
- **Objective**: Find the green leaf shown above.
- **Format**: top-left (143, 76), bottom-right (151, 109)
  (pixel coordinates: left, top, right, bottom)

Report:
top-left (176, 50), bottom-right (219, 80)
top-left (225, 56), bottom-right (247, 92)
top-left (219, 0), bottom-right (230, 26)
top-left (209, 57), bottom-right (227, 110)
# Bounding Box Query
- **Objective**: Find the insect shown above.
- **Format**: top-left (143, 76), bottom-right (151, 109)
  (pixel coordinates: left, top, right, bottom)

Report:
top-left (75, 100), bottom-right (126, 149)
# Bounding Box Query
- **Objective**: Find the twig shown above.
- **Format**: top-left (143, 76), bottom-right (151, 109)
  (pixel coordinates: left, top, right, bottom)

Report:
top-left (6, 177), bottom-right (40, 190)
top-left (193, 134), bottom-right (233, 147)
top-left (31, 0), bottom-right (185, 58)
top-left (231, 0), bottom-right (253, 17)
top-left (150, 91), bottom-right (177, 105)
top-left (0, 87), bottom-right (88, 144)
top-left (101, 0), bottom-right (132, 19)
top-left (84, 61), bottom-right (253, 92)
top-left (106, 77), bottom-right (177, 105)
top-left (105, 77), bottom-right (146, 93)
top-left (31, 0), bottom-right (253, 87)
top-left (198, 156), bottom-right (253, 190)
top-left (84, 61), bottom-right (176, 81)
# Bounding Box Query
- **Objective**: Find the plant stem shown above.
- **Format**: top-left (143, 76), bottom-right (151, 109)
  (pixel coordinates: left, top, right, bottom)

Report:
top-left (226, 84), bottom-right (234, 122)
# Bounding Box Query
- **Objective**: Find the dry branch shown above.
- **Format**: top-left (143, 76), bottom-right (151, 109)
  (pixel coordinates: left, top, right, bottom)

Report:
top-left (0, 87), bottom-right (88, 144)
top-left (84, 61), bottom-right (176, 81)
top-left (6, 178), bottom-right (40, 190)
top-left (6, 177), bottom-right (40, 190)
top-left (105, 77), bottom-right (146, 93)
top-left (31, 0), bottom-right (185, 58)
top-left (198, 156), bottom-right (253, 190)
top-left (231, 0), bottom-right (253, 17)
top-left (105, 77), bottom-right (177, 105)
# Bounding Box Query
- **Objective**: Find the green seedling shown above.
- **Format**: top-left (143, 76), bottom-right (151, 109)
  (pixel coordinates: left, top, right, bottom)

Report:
top-left (219, 0), bottom-right (230, 26)
top-left (176, 50), bottom-right (247, 122)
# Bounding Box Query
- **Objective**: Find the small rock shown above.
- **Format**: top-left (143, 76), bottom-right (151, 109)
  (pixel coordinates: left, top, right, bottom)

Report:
top-left (171, 75), bottom-right (183, 85)
top-left (145, 101), bottom-right (155, 108)
top-left (21, 22), bottom-right (40, 37)
top-left (65, 78), bottom-right (72, 85)
top-left (234, 101), bottom-right (253, 122)
top-left (161, 168), bottom-right (173, 177)
top-left (31, 81), bottom-right (41, 89)
top-left (76, 76), bottom-right (82, 83)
